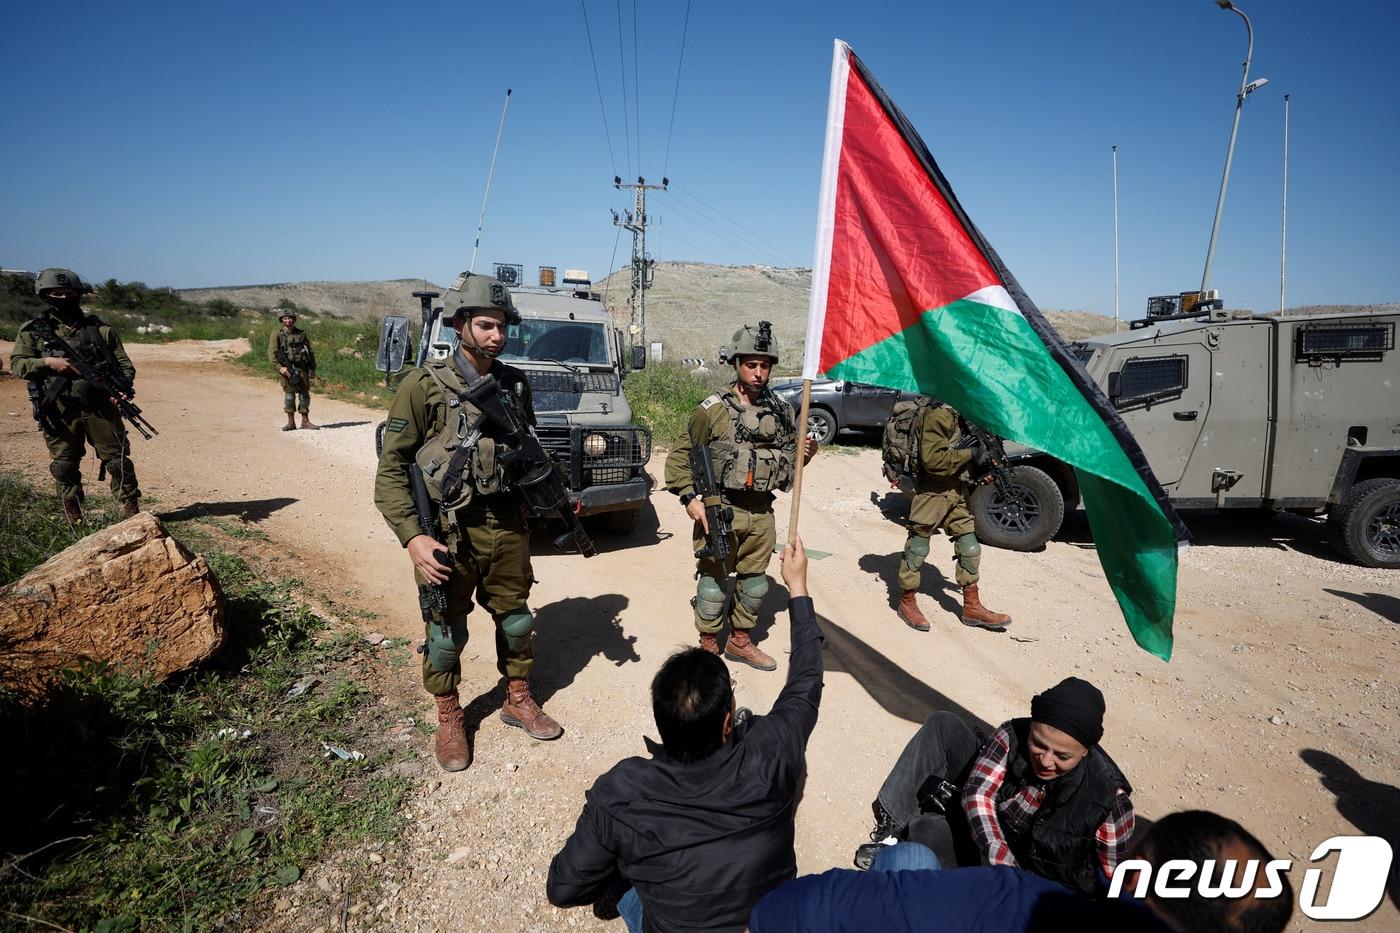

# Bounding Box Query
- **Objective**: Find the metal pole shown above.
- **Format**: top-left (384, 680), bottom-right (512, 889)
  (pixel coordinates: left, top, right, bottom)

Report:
top-left (1280, 93), bottom-right (1290, 315)
top-left (1112, 145), bottom-right (1120, 332)
top-left (469, 88), bottom-right (513, 274)
top-left (1201, 4), bottom-right (1254, 294)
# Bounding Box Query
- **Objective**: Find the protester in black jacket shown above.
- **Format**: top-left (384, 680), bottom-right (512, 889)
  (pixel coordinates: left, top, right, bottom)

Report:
top-left (547, 537), bottom-right (822, 933)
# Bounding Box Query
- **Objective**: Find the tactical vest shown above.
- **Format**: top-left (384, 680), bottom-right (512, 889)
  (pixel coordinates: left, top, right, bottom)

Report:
top-left (704, 388), bottom-right (798, 494)
top-left (413, 360), bottom-right (529, 517)
top-left (277, 329), bottom-right (313, 365)
top-left (30, 315), bottom-right (116, 405)
top-left (997, 718), bottom-right (1133, 896)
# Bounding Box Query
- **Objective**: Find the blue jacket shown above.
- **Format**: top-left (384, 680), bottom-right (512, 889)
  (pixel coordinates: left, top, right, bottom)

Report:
top-left (748, 866), bottom-right (1169, 933)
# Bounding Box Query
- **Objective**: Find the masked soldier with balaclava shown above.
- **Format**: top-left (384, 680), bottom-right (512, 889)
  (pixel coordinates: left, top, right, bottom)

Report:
top-left (268, 309), bottom-right (318, 431)
top-left (9, 268), bottom-right (142, 522)
top-left (893, 402), bottom-right (1012, 632)
top-left (374, 273), bottom-right (561, 773)
top-left (664, 322), bottom-right (818, 672)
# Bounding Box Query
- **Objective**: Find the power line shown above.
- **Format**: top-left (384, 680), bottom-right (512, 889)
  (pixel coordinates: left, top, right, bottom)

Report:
top-left (632, 0), bottom-right (642, 174)
top-left (656, 192), bottom-right (793, 268)
top-left (578, 0), bottom-right (618, 174)
top-left (615, 0), bottom-right (632, 180)
top-left (669, 182), bottom-right (807, 266)
top-left (602, 222), bottom-right (623, 307)
top-left (662, 0), bottom-right (692, 177)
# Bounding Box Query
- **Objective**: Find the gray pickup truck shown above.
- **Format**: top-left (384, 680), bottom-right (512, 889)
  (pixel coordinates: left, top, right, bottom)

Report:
top-left (769, 377), bottom-right (917, 445)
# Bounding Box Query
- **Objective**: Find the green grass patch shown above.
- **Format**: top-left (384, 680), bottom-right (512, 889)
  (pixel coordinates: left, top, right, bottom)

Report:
top-left (235, 318), bottom-right (409, 410)
top-left (625, 361), bottom-right (726, 446)
top-left (0, 471), bottom-right (410, 930)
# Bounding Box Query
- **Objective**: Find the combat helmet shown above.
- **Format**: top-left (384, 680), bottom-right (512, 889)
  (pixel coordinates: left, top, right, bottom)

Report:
top-left (444, 271), bottom-right (521, 326)
top-left (721, 321), bottom-right (778, 364)
top-left (276, 308), bottom-right (297, 322)
top-left (34, 268), bottom-right (89, 296)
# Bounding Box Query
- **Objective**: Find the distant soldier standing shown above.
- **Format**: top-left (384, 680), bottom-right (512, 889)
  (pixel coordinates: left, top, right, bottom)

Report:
top-left (268, 310), bottom-right (318, 430)
top-left (889, 399), bottom-right (1012, 631)
top-left (374, 273), bottom-right (561, 773)
top-left (9, 268), bottom-right (142, 522)
top-left (664, 322), bottom-right (818, 671)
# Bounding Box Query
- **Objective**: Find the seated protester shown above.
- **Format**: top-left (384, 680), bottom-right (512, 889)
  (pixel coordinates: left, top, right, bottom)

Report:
top-left (854, 677), bottom-right (1133, 897)
top-left (547, 538), bottom-right (822, 933)
top-left (751, 809), bottom-right (1293, 933)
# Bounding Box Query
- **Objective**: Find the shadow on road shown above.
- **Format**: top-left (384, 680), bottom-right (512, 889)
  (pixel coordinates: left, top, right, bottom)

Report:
top-left (1300, 748), bottom-right (1400, 910)
top-left (1323, 588), bottom-right (1400, 624)
top-left (858, 551), bottom-right (961, 618)
top-left (528, 500), bottom-right (667, 557)
top-left (1056, 509), bottom-right (1343, 562)
top-left (158, 497), bottom-right (298, 523)
top-left (314, 420), bottom-right (372, 430)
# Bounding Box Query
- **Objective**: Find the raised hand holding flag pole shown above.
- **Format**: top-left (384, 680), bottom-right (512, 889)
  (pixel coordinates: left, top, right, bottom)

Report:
top-left (802, 40), bottom-right (1190, 659)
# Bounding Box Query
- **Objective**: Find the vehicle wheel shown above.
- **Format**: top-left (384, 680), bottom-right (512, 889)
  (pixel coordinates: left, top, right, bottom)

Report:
top-left (806, 407), bottom-right (837, 446)
top-left (600, 508), bottom-right (639, 535)
top-left (1328, 477), bottom-right (1400, 568)
top-left (968, 465), bottom-right (1065, 551)
top-left (374, 420), bottom-right (387, 457)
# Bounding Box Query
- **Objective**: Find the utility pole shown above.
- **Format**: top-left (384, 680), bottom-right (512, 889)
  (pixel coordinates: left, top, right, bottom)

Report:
top-left (612, 175), bottom-right (668, 352)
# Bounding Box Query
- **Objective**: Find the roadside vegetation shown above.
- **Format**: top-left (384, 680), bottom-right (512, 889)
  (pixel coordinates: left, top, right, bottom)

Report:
top-left (0, 470), bottom-right (412, 930)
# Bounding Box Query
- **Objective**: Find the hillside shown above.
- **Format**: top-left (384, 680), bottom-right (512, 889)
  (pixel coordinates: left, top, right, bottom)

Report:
top-left (178, 279), bottom-right (443, 320)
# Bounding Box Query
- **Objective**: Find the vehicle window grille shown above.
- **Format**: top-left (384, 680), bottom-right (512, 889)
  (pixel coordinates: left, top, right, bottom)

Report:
top-left (1295, 322), bottom-right (1393, 364)
top-left (1116, 355), bottom-right (1187, 407)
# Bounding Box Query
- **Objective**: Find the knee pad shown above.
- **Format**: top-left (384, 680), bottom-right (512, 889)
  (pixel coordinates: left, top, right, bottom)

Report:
top-left (903, 534), bottom-right (931, 571)
top-left (498, 608), bottom-right (534, 652)
top-left (735, 573), bottom-right (769, 614)
top-left (955, 533), bottom-right (981, 575)
top-left (49, 459), bottom-right (81, 484)
top-left (283, 392), bottom-right (296, 410)
top-left (694, 576), bottom-right (728, 621)
top-left (424, 618), bottom-right (467, 672)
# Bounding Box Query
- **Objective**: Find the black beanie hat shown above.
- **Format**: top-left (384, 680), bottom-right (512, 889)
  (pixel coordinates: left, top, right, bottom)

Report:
top-left (1030, 677), bottom-right (1105, 748)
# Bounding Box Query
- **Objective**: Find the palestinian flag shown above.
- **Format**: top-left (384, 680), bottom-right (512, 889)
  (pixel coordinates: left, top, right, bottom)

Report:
top-left (803, 40), bottom-right (1189, 660)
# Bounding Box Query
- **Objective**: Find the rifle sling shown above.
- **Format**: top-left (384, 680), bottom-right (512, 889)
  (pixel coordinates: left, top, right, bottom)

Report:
top-left (440, 355), bottom-right (493, 502)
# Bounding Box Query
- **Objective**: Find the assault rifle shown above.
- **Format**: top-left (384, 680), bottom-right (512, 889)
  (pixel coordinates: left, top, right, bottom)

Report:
top-left (408, 463), bottom-right (450, 627)
top-left (689, 440), bottom-right (735, 563)
top-left (29, 317), bottom-right (158, 439)
top-left (956, 417), bottom-right (1015, 501)
top-left (463, 374), bottom-right (597, 558)
top-left (274, 343), bottom-right (310, 393)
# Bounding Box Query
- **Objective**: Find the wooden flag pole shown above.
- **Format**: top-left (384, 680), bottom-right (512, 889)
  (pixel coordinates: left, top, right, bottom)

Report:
top-left (787, 378), bottom-right (813, 545)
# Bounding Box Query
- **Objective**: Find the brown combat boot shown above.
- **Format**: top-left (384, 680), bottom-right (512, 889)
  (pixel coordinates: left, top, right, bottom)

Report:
top-left (897, 590), bottom-right (931, 632)
top-left (699, 632), bottom-right (721, 655)
top-left (282, 413), bottom-right (296, 432)
top-left (724, 628), bottom-right (777, 672)
top-left (961, 584), bottom-right (1012, 630)
top-left (299, 416), bottom-right (319, 430)
top-left (121, 499), bottom-right (141, 519)
top-left (62, 499), bottom-right (83, 525)
top-left (433, 694), bottom-right (471, 772)
top-left (500, 678), bottom-right (563, 740)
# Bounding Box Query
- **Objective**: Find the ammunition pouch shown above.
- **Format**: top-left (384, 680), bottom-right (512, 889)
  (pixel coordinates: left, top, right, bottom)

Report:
top-left (711, 441), bottom-right (795, 494)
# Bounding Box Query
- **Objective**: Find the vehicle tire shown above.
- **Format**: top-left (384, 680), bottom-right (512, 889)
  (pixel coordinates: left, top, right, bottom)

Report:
top-left (968, 465), bottom-right (1065, 552)
top-left (806, 407), bottom-right (837, 446)
top-left (600, 508), bottom-right (640, 535)
top-left (1328, 477), bottom-right (1400, 568)
top-left (375, 420), bottom-right (387, 457)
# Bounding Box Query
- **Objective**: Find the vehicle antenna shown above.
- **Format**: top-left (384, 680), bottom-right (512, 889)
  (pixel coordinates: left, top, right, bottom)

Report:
top-left (469, 88), bottom-right (512, 274)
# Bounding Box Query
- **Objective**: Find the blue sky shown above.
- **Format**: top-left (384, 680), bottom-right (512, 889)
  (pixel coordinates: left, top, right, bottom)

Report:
top-left (3, 0), bottom-right (1397, 316)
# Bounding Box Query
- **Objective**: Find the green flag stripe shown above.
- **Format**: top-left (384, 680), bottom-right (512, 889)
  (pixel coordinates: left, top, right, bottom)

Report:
top-left (826, 297), bottom-right (1178, 659)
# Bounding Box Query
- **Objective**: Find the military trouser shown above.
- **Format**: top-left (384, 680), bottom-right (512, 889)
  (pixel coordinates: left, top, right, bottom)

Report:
top-left (279, 372), bottom-right (311, 414)
top-left (41, 404), bottom-right (140, 505)
top-left (899, 486), bottom-right (978, 590)
top-left (691, 499), bottom-right (776, 635)
top-left (418, 499), bottom-right (535, 696)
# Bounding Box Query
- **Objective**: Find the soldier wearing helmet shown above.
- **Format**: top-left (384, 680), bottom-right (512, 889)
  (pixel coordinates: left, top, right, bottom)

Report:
top-left (663, 321), bottom-right (818, 671)
top-left (268, 309), bottom-right (319, 431)
top-left (9, 268), bottom-right (142, 523)
top-left (374, 272), bottom-right (560, 773)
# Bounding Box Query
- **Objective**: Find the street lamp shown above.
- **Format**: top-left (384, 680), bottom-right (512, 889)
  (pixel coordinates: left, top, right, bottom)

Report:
top-left (1200, 0), bottom-right (1270, 295)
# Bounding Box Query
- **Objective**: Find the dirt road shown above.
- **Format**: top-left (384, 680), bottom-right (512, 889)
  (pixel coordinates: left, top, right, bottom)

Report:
top-left (2, 341), bottom-right (1396, 931)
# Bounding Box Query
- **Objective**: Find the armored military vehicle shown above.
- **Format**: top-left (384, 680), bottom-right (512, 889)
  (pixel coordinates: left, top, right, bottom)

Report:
top-left (970, 294), bottom-right (1400, 568)
top-left (377, 268), bottom-right (652, 533)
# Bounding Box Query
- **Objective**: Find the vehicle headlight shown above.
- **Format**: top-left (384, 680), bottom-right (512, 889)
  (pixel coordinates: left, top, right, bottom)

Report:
top-left (582, 433), bottom-right (609, 457)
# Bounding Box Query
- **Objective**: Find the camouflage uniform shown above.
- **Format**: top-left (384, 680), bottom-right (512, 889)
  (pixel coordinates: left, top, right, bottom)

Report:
top-left (268, 321), bottom-right (316, 415)
top-left (9, 272), bottom-right (141, 512)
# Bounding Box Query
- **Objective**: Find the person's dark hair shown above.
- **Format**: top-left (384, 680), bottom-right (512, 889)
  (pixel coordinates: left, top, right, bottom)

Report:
top-left (1137, 810), bottom-right (1294, 933)
top-left (651, 648), bottom-right (733, 764)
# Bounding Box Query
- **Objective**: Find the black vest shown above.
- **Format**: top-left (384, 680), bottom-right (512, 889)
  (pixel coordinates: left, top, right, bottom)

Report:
top-left (997, 718), bottom-right (1132, 897)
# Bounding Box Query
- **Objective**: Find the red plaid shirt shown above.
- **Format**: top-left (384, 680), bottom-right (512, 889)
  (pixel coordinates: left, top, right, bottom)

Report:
top-left (960, 724), bottom-right (1133, 877)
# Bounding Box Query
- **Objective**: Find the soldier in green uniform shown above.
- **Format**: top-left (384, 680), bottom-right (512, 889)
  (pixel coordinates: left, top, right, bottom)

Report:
top-left (268, 310), bottom-right (318, 431)
top-left (893, 401), bottom-right (1012, 632)
top-left (664, 322), bottom-right (817, 672)
top-left (374, 273), bottom-right (561, 773)
top-left (9, 268), bottom-right (142, 523)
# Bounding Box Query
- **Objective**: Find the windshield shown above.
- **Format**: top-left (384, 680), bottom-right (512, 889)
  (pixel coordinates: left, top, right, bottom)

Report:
top-left (502, 320), bottom-right (610, 366)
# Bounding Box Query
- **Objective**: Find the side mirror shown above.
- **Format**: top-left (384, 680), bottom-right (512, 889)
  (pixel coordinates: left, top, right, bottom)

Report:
top-left (631, 345), bottom-right (647, 371)
top-left (377, 315), bottom-right (410, 375)
top-left (1106, 370), bottom-right (1122, 401)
